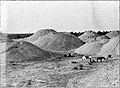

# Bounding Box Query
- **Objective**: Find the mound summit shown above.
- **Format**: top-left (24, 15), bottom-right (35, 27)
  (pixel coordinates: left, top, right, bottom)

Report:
top-left (25, 29), bottom-right (57, 42)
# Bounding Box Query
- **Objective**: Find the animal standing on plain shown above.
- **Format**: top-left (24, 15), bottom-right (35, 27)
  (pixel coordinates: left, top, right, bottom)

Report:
top-left (97, 57), bottom-right (105, 62)
top-left (82, 55), bottom-right (92, 62)
top-left (96, 55), bottom-right (112, 62)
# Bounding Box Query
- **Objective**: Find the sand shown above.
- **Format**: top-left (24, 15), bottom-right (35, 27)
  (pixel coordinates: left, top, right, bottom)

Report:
top-left (74, 42), bottom-right (103, 56)
top-left (78, 30), bottom-right (99, 43)
top-left (33, 32), bottom-right (85, 51)
top-left (98, 35), bottom-right (119, 57)
top-left (5, 41), bottom-right (57, 62)
top-left (25, 29), bottom-right (57, 42)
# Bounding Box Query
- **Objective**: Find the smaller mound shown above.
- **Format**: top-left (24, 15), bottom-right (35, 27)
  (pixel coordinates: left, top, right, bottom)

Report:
top-left (74, 42), bottom-right (103, 55)
top-left (78, 30), bottom-right (99, 43)
top-left (98, 36), bottom-right (119, 57)
top-left (106, 30), bottom-right (120, 38)
top-left (25, 29), bottom-right (57, 42)
top-left (33, 32), bottom-right (85, 51)
top-left (5, 41), bottom-right (56, 62)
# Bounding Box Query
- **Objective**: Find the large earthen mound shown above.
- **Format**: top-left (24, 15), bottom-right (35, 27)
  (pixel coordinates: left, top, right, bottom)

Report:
top-left (106, 30), bottom-right (120, 38)
top-left (25, 29), bottom-right (57, 42)
top-left (33, 32), bottom-right (85, 51)
top-left (98, 36), bottom-right (119, 57)
top-left (74, 42), bottom-right (104, 55)
top-left (5, 41), bottom-right (56, 62)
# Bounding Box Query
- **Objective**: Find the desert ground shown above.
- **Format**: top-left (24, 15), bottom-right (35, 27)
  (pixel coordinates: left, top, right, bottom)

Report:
top-left (0, 29), bottom-right (119, 88)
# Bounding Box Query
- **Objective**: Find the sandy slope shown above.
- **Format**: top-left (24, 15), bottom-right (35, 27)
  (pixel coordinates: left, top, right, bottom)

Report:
top-left (74, 42), bottom-right (103, 56)
top-left (98, 36), bottom-right (119, 57)
top-left (4, 41), bottom-right (57, 62)
top-left (33, 32), bottom-right (85, 51)
top-left (25, 29), bottom-right (57, 42)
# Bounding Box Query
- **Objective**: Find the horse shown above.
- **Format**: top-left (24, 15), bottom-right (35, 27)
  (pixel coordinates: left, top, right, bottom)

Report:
top-left (82, 55), bottom-right (92, 62)
top-left (97, 57), bottom-right (106, 62)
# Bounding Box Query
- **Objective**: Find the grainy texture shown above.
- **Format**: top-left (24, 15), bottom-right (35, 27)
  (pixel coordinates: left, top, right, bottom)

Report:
top-left (98, 35), bottom-right (119, 57)
top-left (5, 41), bottom-right (58, 62)
top-left (74, 42), bottom-right (103, 56)
top-left (3, 57), bottom-right (120, 88)
top-left (32, 32), bottom-right (85, 51)
top-left (25, 29), bottom-right (57, 42)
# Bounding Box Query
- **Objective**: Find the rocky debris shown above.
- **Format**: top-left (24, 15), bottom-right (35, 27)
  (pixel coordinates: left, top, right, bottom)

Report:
top-left (72, 59), bottom-right (119, 88)
top-left (4, 56), bottom-right (119, 88)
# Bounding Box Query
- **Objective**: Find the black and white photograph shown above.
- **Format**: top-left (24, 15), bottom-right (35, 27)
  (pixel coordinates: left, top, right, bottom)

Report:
top-left (0, 0), bottom-right (119, 88)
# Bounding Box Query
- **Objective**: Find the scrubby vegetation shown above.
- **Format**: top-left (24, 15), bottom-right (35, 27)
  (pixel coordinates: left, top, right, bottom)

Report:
top-left (70, 30), bottom-right (110, 37)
